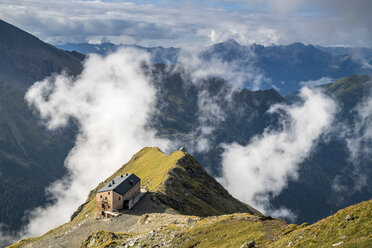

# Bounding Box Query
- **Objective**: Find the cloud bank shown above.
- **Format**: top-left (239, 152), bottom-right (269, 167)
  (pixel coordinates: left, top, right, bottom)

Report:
top-left (22, 48), bottom-right (171, 237)
top-left (173, 44), bottom-right (269, 153)
top-left (299, 77), bottom-right (334, 87)
top-left (220, 87), bottom-right (337, 219)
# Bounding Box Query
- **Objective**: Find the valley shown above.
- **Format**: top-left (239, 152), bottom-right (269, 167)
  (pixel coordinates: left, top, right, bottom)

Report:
top-left (0, 15), bottom-right (371, 248)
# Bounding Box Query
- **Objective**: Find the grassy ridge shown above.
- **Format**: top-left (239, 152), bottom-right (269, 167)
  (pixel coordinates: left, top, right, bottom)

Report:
top-left (72, 147), bottom-right (258, 221)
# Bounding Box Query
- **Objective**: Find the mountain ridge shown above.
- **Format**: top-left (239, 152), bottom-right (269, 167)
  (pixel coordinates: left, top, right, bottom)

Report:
top-left (9, 147), bottom-right (261, 247)
top-left (56, 39), bottom-right (372, 95)
top-left (9, 147), bottom-right (372, 248)
top-left (71, 147), bottom-right (260, 222)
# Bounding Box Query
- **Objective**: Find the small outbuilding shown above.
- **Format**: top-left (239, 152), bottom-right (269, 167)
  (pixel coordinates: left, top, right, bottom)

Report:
top-left (96, 173), bottom-right (141, 217)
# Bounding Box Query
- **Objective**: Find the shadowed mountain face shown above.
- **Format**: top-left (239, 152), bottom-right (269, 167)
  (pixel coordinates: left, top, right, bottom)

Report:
top-left (57, 39), bottom-right (372, 95)
top-left (0, 19), bottom-right (83, 232)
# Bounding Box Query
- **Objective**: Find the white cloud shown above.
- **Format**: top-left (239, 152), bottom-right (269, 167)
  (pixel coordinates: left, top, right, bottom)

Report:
top-left (299, 77), bottom-right (334, 87)
top-left (346, 87), bottom-right (372, 161)
top-left (173, 44), bottom-right (268, 153)
top-left (220, 87), bottom-right (337, 218)
top-left (22, 48), bottom-right (172, 238)
top-left (332, 79), bottom-right (372, 193)
top-left (190, 89), bottom-right (227, 153)
top-left (0, 0), bottom-right (371, 47)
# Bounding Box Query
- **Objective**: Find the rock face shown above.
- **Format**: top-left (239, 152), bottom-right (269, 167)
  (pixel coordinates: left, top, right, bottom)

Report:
top-left (240, 240), bottom-right (255, 248)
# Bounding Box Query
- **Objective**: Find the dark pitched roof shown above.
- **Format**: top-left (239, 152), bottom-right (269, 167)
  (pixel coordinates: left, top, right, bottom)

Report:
top-left (97, 173), bottom-right (140, 195)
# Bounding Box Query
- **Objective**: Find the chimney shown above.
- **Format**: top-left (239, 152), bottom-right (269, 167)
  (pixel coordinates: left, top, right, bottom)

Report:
top-left (112, 180), bottom-right (115, 184)
top-left (126, 173), bottom-right (128, 176)
top-left (108, 183), bottom-right (111, 187)
top-left (121, 175), bottom-right (123, 178)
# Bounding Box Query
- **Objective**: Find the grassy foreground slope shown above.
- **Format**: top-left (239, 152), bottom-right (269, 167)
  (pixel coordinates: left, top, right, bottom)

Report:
top-left (80, 198), bottom-right (372, 248)
top-left (269, 198), bottom-right (372, 248)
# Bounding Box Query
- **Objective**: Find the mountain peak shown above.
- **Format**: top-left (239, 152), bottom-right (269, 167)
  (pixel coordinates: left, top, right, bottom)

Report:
top-left (70, 147), bottom-right (260, 221)
top-left (225, 38), bottom-right (240, 45)
top-left (288, 42), bottom-right (306, 48)
top-left (11, 147), bottom-right (261, 247)
top-left (214, 39), bottom-right (241, 49)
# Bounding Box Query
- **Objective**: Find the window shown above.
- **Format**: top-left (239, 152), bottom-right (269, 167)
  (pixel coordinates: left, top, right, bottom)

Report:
top-left (100, 195), bottom-right (102, 198)
top-left (105, 197), bottom-right (107, 200)
top-left (108, 192), bottom-right (110, 195)
top-left (119, 197), bottom-right (121, 200)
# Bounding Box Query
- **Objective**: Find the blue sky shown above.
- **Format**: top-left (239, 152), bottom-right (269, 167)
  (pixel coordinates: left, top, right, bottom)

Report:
top-left (0, 0), bottom-right (371, 47)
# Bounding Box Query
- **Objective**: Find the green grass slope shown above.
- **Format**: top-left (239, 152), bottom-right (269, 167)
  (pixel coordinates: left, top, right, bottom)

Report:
top-left (269, 198), bottom-right (372, 247)
top-left (71, 147), bottom-right (260, 221)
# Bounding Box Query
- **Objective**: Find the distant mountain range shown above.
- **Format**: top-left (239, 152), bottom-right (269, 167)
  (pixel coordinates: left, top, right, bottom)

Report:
top-left (0, 18), bottom-right (371, 243)
top-left (56, 42), bottom-right (180, 65)
top-left (56, 40), bottom-right (372, 95)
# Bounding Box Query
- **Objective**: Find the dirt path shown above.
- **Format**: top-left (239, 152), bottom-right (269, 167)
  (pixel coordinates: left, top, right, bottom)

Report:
top-left (25, 193), bottom-right (173, 248)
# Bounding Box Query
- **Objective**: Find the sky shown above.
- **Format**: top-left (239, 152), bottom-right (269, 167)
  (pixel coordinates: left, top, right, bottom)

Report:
top-left (0, 0), bottom-right (371, 47)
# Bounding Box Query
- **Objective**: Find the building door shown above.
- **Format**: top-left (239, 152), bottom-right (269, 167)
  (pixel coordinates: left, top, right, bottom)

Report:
top-left (123, 200), bottom-right (129, 209)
